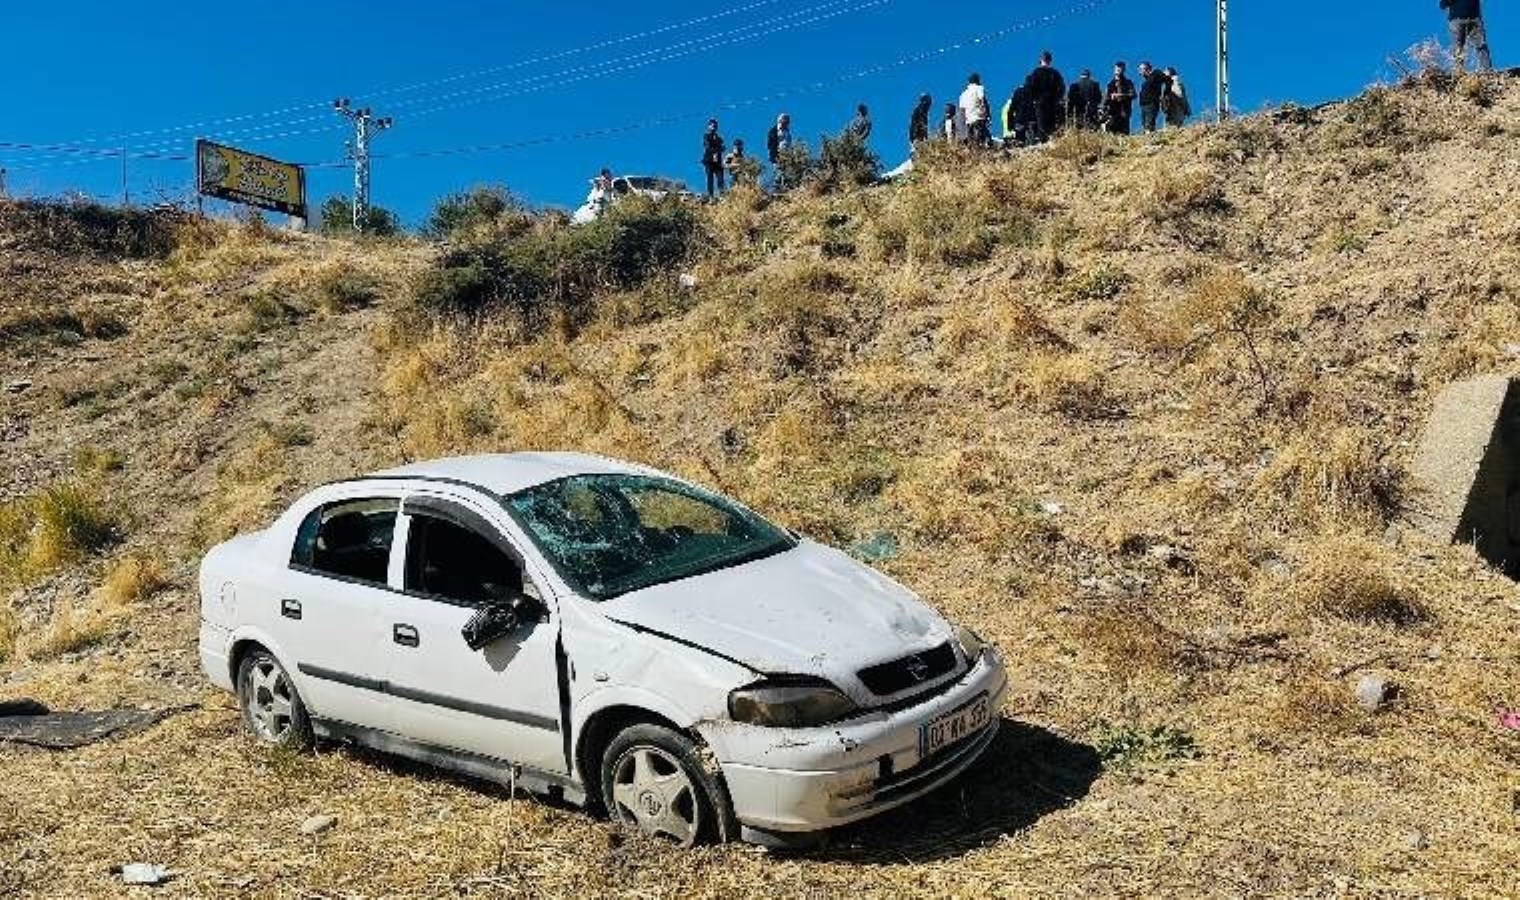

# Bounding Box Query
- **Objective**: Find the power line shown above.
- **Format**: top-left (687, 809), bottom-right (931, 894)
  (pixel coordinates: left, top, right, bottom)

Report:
top-left (367, 0), bottom-right (1121, 164)
top-left (116, 0), bottom-right (882, 155)
top-left (12, 0), bottom-right (798, 154)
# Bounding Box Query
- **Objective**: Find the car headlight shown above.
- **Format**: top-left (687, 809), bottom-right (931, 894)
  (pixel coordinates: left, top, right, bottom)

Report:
top-left (955, 624), bottom-right (988, 661)
top-left (728, 678), bottom-right (857, 727)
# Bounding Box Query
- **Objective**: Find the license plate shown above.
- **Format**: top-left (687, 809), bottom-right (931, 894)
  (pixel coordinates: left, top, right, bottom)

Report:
top-left (918, 693), bottom-right (990, 757)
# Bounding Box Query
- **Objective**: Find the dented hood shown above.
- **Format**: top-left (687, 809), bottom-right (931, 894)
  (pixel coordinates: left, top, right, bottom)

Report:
top-left (603, 540), bottom-right (954, 695)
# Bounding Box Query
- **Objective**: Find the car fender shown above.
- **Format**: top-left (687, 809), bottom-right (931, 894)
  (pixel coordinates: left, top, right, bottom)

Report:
top-left (224, 624), bottom-right (299, 690)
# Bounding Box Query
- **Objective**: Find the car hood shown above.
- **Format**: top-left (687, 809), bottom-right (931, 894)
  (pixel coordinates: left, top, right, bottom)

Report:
top-left (604, 540), bottom-right (955, 699)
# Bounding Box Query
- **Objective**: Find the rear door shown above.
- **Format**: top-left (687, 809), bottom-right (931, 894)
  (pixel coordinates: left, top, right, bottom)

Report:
top-left (381, 493), bottom-right (567, 774)
top-left (273, 493), bottom-right (398, 729)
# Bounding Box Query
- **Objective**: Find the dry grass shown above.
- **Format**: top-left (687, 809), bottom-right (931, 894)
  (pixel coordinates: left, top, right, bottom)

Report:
top-left (2, 79), bottom-right (1519, 897)
top-left (1291, 532), bottom-right (1428, 627)
top-left (100, 552), bottom-right (171, 607)
top-left (0, 481), bottom-right (120, 588)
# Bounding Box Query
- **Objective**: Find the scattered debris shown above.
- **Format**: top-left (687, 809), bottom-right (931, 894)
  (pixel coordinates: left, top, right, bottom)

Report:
top-left (0, 702), bottom-right (185, 749)
top-left (5, 379), bottom-right (31, 394)
top-left (1037, 500), bottom-right (1064, 515)
top-left (1497, 706), bottom-right (1520, 731)
top-left (114, 863), bottom-right (172, 886)
top-left (677, 272), bottom-right (698, 290)
top-left (850, 531), bottom-right (899, 563)
top-left (1404, 829), bottom-right (1429, 851)
top-left (1355, 674), bottom-right (1400, 712)
top-left (300, 814), bottom-right (337, 836)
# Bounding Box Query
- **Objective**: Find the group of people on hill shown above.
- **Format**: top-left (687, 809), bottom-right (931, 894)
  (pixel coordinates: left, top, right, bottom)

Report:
top-left (659, 0), bottom-right (1501, 201)
top-left (915, 51), bottom-right (1191, 152)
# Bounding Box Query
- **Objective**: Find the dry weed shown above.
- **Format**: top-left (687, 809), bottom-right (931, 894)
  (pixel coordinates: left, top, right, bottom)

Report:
top-left (1291, 532), bottom-right (1427, 627)
top-left (1258, 426), bottom-right (1401, 522)
top-left (100, 553), bottom-right (171, 608)
top-left (1018, 351), bottom-right (1110, 418)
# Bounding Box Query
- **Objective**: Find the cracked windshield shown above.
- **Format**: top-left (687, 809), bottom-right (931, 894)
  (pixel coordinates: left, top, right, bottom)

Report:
top-left (506, 474), bottom-right (794, 599)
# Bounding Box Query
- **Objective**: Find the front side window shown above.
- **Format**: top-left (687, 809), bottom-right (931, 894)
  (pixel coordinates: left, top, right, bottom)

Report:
top-left (505, 474), bottom-right (794, 600)
top-left (405, 513), bottom-right (525, 607)
top-left (290, 498), bottom-right (397, 585)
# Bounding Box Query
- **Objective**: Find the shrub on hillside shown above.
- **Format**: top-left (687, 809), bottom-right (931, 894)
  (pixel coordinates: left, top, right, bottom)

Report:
top-left (0, 200), bottom-right (183, 258)
top-left (317, 195), bottom-right (402, 237)
top-left (0, 482), bottom-right (121, 588)
top-left (410, 196), bottom-right (699, 329)
top-left (772, 141), bottom-right (819, 193)
top-left (423, 185), bottom-right (530, 239)
top-left (815, 131), bottom-right (880, 193)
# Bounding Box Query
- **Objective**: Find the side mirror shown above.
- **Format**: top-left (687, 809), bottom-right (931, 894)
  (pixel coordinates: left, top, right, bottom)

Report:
top-left (461, 594), bottom-right (544, 651)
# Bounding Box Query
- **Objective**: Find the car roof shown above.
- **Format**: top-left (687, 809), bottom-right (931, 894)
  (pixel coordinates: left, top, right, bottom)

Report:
top-left (368, 452), bottom-right (658, 497)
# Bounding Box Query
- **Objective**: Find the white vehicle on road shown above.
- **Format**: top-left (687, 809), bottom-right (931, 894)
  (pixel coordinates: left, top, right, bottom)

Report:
top-left (198, 453), bottom-right (1006, 846)
top-left (570, 176), bottom-right (692, 224)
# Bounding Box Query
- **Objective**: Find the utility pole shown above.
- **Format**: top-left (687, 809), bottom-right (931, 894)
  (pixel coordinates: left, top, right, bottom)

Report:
top-left (120, 147), bottom-right (129, 206)
top-left (1216, 0), bottom-right (1230, 122)
top-left (0, 167), bottom-right (7, 198)
top-left (333, 98), bottom-right (393, 231)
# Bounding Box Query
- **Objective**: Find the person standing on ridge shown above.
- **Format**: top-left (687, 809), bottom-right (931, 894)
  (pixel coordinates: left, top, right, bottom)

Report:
top-left (1137, 61), bottom-right (1171, 133)
top-left (909, 93), bottom-right (933, 146)
top-left (849, 103), bottom-right (873, 141)
top-left (766, 113), bottom-right (793, 164)
top-left (1106, 61), bottom-right (1136, 135)
top-left (1024, 50), bottom-right (1067, 143)
top-left (941, 101), bottom-right (960, 143)
top-left (1162, 67), bottom-right (1191, 128)
top-left (1442, 0), bottom-right (1494, 72)
top-left (1067, 69), bottom-right (1103, 130)
top-left (960, 72), bottom-right (990, 147)
top-left (702, 119), bottom-right (727, 198)
top-left (724, 138), bottom-right (754, 186)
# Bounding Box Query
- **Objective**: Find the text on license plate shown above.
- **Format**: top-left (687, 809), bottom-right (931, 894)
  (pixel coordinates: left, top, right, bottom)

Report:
top-left (918, 693), bottom-right (990, 757)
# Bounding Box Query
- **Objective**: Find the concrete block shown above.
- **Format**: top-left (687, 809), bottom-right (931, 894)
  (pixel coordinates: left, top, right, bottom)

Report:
top-left (1407, 374), bottom-right (1520, 575)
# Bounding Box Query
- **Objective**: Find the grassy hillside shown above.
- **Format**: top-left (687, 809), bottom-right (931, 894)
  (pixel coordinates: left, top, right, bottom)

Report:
top-left (2, 76), bottom-right (1518, 896)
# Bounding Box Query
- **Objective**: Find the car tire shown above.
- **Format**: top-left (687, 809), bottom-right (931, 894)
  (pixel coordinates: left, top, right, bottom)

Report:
top-left (235, 648), bottom-right (313, 751)
top-left (600, 723), bottom-right (737, 847)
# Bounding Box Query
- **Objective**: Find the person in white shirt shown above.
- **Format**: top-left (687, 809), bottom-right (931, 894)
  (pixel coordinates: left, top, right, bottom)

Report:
top-left (959, 72), bottom-right (990, 147)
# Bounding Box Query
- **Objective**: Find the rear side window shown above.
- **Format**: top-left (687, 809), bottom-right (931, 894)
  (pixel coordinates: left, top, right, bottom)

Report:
top-left (291, 498), bottom-right (398, 586)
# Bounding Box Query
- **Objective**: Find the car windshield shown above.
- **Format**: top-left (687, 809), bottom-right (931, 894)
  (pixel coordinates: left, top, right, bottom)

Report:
top-left (504, 474), bottom-right (794, 600)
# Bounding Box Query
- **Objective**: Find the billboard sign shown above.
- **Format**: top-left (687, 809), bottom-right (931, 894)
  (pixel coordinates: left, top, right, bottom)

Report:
top-left (195, 139), bottom-right (306, 218)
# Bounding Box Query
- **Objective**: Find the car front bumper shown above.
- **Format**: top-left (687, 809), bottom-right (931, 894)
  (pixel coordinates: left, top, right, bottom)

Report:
top-left (704, 648), bottom-right (1008, 834)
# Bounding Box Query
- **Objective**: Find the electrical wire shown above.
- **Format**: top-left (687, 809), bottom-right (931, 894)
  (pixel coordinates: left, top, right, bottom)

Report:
top-left (12, 0), bottom-right (799, 154)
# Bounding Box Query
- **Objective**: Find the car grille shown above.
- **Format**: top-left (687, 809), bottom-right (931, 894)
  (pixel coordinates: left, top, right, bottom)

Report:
top-left (857, 642), bottom-right (957, 696)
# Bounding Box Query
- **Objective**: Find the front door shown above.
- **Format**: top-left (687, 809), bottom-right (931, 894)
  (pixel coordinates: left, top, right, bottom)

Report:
top-left (382, 496), bottom-right (566, 774)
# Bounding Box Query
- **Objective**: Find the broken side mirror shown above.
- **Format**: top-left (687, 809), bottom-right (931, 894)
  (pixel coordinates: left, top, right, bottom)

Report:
top-left (461, 593), bottom-right (545, 651)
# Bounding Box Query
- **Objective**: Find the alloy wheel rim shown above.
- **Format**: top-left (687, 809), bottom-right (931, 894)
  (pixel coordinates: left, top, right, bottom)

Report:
top-left (610, 745), bottom-right (701, 846)
top-left (244, 659), bottom-right (295, 742)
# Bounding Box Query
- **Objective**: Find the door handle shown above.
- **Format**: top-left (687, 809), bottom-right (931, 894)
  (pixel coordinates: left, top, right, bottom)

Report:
top-left (393, 623), bottom-right (419, 648)
top-left (280, 598), bottom-right (302, 620)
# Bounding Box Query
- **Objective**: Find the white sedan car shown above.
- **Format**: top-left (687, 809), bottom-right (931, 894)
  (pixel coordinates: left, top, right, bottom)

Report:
top-left (198, 453), bottom-right (1006, 846)
top-left (570, 176), bottom-right (692, 224)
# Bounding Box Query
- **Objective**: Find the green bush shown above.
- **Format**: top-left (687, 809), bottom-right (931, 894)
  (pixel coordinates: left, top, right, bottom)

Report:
top-left (816, 131), bottom-right (880, 193)
top-left (773, 142), bottom-right (819, 193)
top-left (317, 195), bottom-right (402, 237)
top-left (0, 199), bottom-right (182, 258)
top-left (423, 185), bottom-right (529, 239)
top-left (411, 196), bottom-right (699, 328)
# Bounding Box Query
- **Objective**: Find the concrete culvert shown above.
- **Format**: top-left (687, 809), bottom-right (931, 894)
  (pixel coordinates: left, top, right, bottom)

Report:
top-left (1408, 374), bottom-right (1520, 577)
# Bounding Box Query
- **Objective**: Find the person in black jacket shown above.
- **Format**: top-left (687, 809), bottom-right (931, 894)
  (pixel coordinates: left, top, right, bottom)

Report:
top-left (1137, 61), bottom-right (1171, 133)
top-left (909, 94), bottom-right (932, 146)
top-left (1106, 61), bottom-right (1136, 135)
top-left (1067, 69), bottom-right (1103, 130)
top-left (701, 118), bottom-right (726, 198)
top-left (1024, 50), bottom-right (1066, 144)
top-left (1442, 0), bottom-right (1494, 72)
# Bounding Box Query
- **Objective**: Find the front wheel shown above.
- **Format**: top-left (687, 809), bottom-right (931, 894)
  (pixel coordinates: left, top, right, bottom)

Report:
top-left (236, 648), bottom-right (313, 751)
top-left (601, 724), bottom-right (736, 847)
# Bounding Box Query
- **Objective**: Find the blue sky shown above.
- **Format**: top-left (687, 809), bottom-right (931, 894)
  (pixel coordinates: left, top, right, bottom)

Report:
top-left (0, 1), bottom-right (1510, 224)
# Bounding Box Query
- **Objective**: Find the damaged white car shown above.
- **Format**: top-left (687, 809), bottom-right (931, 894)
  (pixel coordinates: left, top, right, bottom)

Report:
top-left (198, 453), bottom-right (1006, 846)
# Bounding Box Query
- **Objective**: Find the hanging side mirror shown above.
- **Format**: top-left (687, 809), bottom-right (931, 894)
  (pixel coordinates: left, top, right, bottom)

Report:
top-left (461, 593), bottom-right (545, 651)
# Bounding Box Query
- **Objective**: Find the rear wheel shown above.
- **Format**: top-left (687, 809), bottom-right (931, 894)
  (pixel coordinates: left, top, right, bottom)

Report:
top-left (236, 648), bottom-right (313, 751)
top-left (600, 724), bottom-right (735, 847)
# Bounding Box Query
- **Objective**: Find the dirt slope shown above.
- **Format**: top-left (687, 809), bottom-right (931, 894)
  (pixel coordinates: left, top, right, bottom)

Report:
top-left (2, 77), bottom-right (1518, 897)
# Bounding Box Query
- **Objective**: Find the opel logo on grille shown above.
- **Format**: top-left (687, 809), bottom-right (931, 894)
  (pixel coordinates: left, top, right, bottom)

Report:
top-left (905, 654), bottom-right (930, 682)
